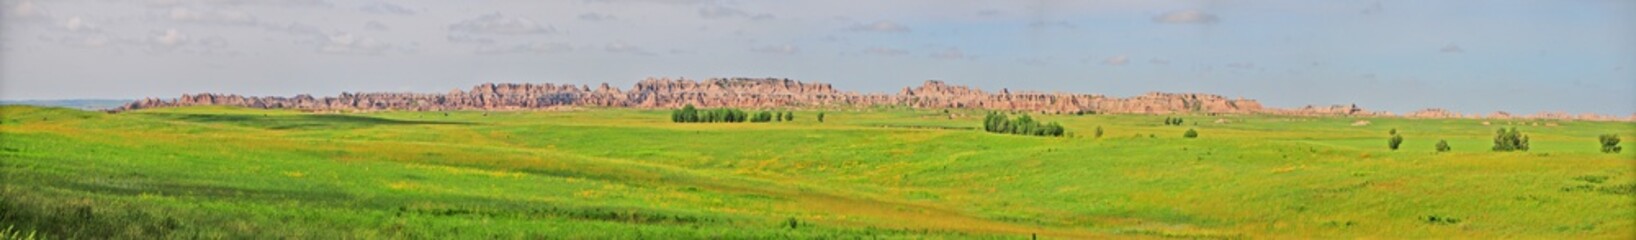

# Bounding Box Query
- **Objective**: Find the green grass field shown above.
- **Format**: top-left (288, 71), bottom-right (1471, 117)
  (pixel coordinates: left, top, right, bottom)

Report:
top-left (0, 105), bottom-right (1631, 239)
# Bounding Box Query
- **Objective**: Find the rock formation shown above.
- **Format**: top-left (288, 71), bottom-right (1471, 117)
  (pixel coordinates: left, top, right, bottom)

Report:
top-left (113, 77), bottom-right (1631, 121)
top-left (1406, 108), bottom-right (1465, 119)
top-left (118, 78), bottom-right (1277, 115)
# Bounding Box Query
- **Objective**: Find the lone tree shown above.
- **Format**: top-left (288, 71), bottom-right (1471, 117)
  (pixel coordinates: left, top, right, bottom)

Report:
top-left (1601, 134), bottom-right (1623, 153)
top-left (1183, 128), bottom-right (1199, 138)
top-left (817, 112), bottom-right (825, 123)
top-left (1436, 140), bottom-right (1451, 153)
top-left (1492, 127), bottom-right (1530, 152)
top-left (1095, 126), bottom-right (1104, 139)
top-left (784, 111), bottom-right (795, 122)
top-left (1388, 133), bottom-right (1404, 151)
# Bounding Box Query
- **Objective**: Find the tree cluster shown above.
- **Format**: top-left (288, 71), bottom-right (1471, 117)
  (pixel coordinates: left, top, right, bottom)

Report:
top-left (982, 112), bottom-right (1065, 137)
top-left (1600, 134), bottom-right (1623, 153)
top-left (671, 104), bottom-right (794, 124)
top-left (1491, 127), bottom-right (1530, 152)
top-left (1163, 117), bottom-right (1185, 126)
top-left (672, 104), bottom-right (750, 123)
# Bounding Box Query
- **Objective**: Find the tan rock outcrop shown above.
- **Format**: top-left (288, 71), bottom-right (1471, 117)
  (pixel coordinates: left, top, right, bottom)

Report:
top-left (111, 77), bottom-right (1631, 121)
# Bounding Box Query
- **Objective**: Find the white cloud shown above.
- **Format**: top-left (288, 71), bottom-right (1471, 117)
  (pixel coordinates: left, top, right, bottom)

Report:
top-left (698, 6), bottom-right (747, 19)
top-left (584, 0), bottom-right (709, 5)
top-left (446, 34), bottom-right (496, 44)
top-left (1440, 43), bottom-right (1463, 53)
top-left (317, 33), bottom-right (394, 55)
top-left (363, 20), bottom-right (389, 31)
top-left (604, 42), bottom-right (655, 55)
top-left (166, 7), bottom-right (258, 25)
top-left (5, 1), bottom-right (51, 21)
top-left (697, 5), bottom-right (773, 21)
top-left (42, 34), bottom-right (114, 48)
top-left (1361, 2), bottom-right (1385, 15)
top-left (262, 22), bottom-right (326, 38)
top-left (475, 42), bottom-right (572, 55)
top-left (197, 35), bottom-right (229, 47)
top-left (449, 13), bottom-right (555, 35)
top-left (579, 12), bottom-right (616, 21)
top-left (929, 47), bottom-right (965, 59)
top-left (1102, 55), bottom-right (1129, 65)
top-left (1153, 10), bottom-right (1219, 24)
top-left (1019, 57), bottom-right (1050, 66)
top-left (750, 44), bottom-right (798, 55)
top-left (151, 0), bottom-right (332, 8)
top-left (848, 21), bottom-right (910, 33)
top-left (153, 29), bottom-right (189, 47)
top-left (64, 16), bottom-right (99, 32)
top-left (862, 47), bottom-right (907, 56)
top-left (1029, 21), bottom-right (1076, 29)
top-left (359, 2), bottom-right (415, 15)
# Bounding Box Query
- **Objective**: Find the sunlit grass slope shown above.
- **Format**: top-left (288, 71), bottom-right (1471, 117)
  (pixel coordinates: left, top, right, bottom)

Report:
top-left (1, 105), bottom-right (1631, 239)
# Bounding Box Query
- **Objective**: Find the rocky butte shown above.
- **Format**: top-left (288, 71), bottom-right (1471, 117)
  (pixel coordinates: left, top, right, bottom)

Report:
top-left (116, 77), bottom-right (1632, 121)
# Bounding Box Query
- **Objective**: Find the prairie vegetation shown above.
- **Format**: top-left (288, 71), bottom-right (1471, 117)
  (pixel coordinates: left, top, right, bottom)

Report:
top-left (0, 105), bottom-right (1631, 239)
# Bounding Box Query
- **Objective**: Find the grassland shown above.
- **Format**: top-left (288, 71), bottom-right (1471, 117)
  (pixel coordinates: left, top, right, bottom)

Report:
top-left (0, 105), bottom-right (1631, 239)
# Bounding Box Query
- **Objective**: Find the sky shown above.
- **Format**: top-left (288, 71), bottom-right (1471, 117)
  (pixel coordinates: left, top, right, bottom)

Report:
top-left (1, 0), bottom-right (1632, 115)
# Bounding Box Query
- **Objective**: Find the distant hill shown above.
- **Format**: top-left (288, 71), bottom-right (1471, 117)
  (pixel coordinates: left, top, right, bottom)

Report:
top-left (0, 99), bottom-right (132, 111)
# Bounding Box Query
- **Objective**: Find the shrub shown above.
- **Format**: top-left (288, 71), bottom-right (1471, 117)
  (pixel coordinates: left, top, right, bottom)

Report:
top-left (1601, 134), bottom-right (1623, 153)
top-left (784, 111), bottom-right (795, 122)
top-left (1492, 127), bottom-right (1529, 152)
top-left (1183, 128), bottom-right (1198, 138)
top-left (1436, 140), bottom-right (1451, 153)
top-left (1094, 126), bottom-right (1104, 139)
top-left (817, 112), bottom-right (825, 122)
top-left (752, 111), bottom-right (775, 122)
top-left (1388, 134), bottom-right (1403, 151)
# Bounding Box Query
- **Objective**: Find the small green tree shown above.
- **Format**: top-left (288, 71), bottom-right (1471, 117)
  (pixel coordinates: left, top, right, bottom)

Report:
top-left (817, 112), bottom-right (825, 123)
top-left (1388, 134), bottom-right (1403, 150)
top-left (681, 104), bottom-right (699, 122)
top-left (1389, 128), bottom-right (1397, 135)
top-left (1492, 127), bottom-right (1528, 152)
top-left (1094, 126), bottom-right (1104, 138)
top-left (752, 111), bottom-right (774, 122)
top-left (1183, 128), bottom-right (1199, 138)
top-left (785, 111), bottom-right (795, 121)
top-left (1435, 140), bottom-right (1451, 153)
top-left (1600, 134), bottom-right (1623, 153)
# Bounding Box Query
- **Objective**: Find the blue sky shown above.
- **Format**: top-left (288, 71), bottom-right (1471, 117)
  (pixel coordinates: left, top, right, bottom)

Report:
top-left (1, 0), bottom-right (1631, 115)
